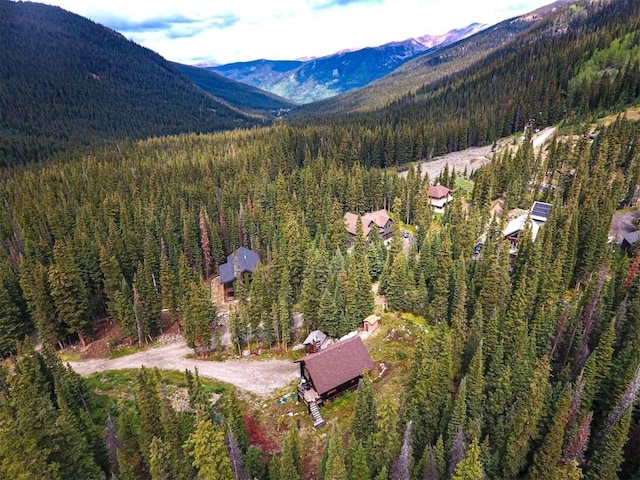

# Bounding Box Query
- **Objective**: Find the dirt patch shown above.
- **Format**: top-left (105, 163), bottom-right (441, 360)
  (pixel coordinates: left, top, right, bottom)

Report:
top-left (66, 311), bottom-right (181, 360)
top-left (400, 144), bottom-right (494, 181)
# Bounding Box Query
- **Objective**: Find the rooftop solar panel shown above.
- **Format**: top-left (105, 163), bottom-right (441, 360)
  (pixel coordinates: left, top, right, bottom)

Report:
top-left (531, 201), bottom-right (552, 220)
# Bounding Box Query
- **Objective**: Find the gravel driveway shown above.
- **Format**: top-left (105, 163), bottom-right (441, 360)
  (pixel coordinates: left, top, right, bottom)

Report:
top-left (69, 341), bottom-right (299, 397)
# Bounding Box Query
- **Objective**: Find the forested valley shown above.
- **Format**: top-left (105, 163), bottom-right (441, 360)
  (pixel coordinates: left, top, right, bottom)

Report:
top-left (1, 0), bottom-right (640, 479)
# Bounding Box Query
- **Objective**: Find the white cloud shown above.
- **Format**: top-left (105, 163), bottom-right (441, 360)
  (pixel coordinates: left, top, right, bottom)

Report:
top-left (37, 0), bottom-right (554, 64)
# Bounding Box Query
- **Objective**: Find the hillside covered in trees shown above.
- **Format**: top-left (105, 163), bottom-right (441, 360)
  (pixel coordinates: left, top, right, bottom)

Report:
top-left (1, 108), bottom-right (640, 478)
top-left (292, 0), bottom-right (640, 166)
top-left (1, 0), bottom-right (640, 479)
top-left (0, 0), bottom-right (275, 165)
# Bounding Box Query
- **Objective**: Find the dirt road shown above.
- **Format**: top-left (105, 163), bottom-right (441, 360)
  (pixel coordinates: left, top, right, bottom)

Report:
top-left (69, 341), bottom-right (299, 397)
top-left (533, 126), bottom-right (556, 149)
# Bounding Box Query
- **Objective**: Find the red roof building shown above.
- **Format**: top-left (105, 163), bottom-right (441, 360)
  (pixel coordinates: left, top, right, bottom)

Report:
top-left (428, 184), bottom-right (453, 211)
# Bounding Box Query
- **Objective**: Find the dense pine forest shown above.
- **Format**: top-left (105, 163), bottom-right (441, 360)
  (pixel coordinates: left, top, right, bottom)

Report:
top-left (1, 0), bottom-right (640, 479)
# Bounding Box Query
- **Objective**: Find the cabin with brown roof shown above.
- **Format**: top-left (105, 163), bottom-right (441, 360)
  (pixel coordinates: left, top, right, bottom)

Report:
top-left (429, 184), bottom-right (453, 212)
top-left (344, 209), bottom-right (393, 244)
top-left (296, 336), bottom-right (374, 426)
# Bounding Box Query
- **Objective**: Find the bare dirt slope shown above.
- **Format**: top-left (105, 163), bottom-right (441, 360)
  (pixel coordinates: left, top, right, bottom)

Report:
top-left (399, 127), bottom-right (556, 181)
top-left (400, 145), bottom-right (494, 180)
top-left (68, 341), bottom-right (299, 397)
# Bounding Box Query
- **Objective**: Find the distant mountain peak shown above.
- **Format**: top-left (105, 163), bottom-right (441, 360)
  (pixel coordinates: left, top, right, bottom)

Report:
top-left (209, 23), bottom-right (485, 104)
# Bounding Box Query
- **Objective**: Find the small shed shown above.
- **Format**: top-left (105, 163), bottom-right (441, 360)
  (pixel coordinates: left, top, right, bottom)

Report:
top-left (302, 330), bottom-right (331, 354)
top-left (362, 314), bottom-right (380, 334)
top-left (218, 247), bottom-right (259, 301)
top-left (296, 336), bottom-right (374, 408)
top-left (622, 230), bottom-right (640, 253)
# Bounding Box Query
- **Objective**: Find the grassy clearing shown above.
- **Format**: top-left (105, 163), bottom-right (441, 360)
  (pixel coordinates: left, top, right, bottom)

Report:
top-left (455, 177), bottom-right (474, 201)
top-left (85, 368), bottom-right (231, 424)
top-left (58, 350), bottom-right (83, 362)
top-left (108, 345), bottom-right (140, 359)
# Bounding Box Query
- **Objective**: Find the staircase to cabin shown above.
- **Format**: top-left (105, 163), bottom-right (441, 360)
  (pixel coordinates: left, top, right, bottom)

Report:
top-left (309, 402), bottom-right (325, 428)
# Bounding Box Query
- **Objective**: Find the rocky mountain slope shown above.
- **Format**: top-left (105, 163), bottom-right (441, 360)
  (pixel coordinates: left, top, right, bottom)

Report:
top-left (208, 23), bottom-right (485, 104)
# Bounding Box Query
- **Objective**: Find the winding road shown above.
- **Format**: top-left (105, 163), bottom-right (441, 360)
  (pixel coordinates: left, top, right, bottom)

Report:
top-left (69, 341), bottom-right (299, 397)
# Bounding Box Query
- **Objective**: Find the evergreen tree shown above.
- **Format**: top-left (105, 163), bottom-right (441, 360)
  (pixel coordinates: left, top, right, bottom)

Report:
top-left (451, 438), bottom-right (484, 480)
top-left (409, 327), bottom-right (453, 457)
top-left (19, 258), bottom-right (60, 347)
top-left (135, 368), bottom-right (163, 461)
top-left (132, 260), bottom-right (161, 343)
top-left (149, 436), bottom-right (177, 480)
top-left (48, 239), bottom-right (92, 346)
top-left (279, 425), bottom-right (302, 480)
top-left (446, 377), bottom-right (468, 456)
top-left (349, 438), bottom-right (371, 480)
top-left (465, 343), bottom-right (485, 442)
top-left (374, 466), bottom-right (388, 480)
top-left (373, 399), bottom-right (401, 476)
top-left (325, 424), bottom-right (348, 480)
top-left (244, 446), bottom-right (267, 480)
top-left (185, 418), bottom-right (234, 480)
top-left (0, 268), bottom-right (30, 354)
top-left (386, 252), bottom-right (412, 312)
top-left (181, 280), bottom-right (216, 353)
top-left (159, 248), bottom-right (178, 322)
top-left (502, 356), bottom-right (550, 479)
top-left (529, 385), bottom-right (573, 480)
top-left (351, 375), bottom-right (377, 448)
top-left (586, 407), bottom-right (632, 480)
top-left (300, 246), bottom-right (322, 333)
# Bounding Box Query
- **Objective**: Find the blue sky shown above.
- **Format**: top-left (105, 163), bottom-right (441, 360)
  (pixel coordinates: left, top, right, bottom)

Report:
top-left (39, 0), bottom-right (556, 65)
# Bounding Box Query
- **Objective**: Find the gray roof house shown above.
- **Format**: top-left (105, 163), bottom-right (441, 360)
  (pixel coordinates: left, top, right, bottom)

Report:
top-left (219, 247), bottom-right (259, 300)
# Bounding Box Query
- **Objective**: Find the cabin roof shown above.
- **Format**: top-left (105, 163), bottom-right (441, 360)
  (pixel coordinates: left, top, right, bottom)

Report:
top-left (343, 209), bottom-right (390, 236)
top-left (503, 214), bottom-right (540, 242)
top-left (623, 230), bottom-right (640, 246)
top-left (303, 330), bottom-right (328, 345)
top-left (296, 336), bottom-right (374, 396)
top-left (429, 184), bottom-right (452, 199)
top-left (219, 246), bottom-right (259, 284)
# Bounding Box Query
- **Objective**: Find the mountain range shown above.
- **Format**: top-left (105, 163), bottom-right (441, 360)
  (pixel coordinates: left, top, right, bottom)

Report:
top-left (2, 0), bottom-right (639, 168)
top-left (206, 23), bottom-right (486, 104)
top-left (0, 0), bottom-right (291, 163)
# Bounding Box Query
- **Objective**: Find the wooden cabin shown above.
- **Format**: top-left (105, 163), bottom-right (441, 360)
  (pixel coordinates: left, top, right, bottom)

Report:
top-left (429, 184), bottom-right (453, 212)
top-left (296, 335), bottom-right (375, 421)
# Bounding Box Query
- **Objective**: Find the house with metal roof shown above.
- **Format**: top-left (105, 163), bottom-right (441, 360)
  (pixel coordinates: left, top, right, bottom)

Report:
top-left (296, 336), bottom-right (375, 427)
top-left (503, 202), bottom-right (552, 254)
top-left (218, 246), bottom-right (259, 301)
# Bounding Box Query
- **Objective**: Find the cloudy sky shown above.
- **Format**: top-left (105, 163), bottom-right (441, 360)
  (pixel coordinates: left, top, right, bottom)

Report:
top-left (39, 0), bottom-right (555, 65)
